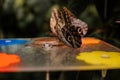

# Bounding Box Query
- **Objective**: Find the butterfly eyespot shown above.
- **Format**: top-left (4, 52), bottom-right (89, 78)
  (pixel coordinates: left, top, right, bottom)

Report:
top-left (78, 27), bottom-right (83, 35)
top-left (67, 36), bottom-right (72, 42)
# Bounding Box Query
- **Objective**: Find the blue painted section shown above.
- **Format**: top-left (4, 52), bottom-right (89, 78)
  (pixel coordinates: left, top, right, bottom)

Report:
top-left (0, 39), bottom-right (29, 46)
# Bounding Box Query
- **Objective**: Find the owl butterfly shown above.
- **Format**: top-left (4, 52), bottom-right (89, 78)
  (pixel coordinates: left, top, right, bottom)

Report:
top-left (50, 6), bottom-right (88, 48)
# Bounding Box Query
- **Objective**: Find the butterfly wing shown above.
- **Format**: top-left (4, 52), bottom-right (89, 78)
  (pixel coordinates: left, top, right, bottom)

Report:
top-left (50, 7), bottom-right (88, 48)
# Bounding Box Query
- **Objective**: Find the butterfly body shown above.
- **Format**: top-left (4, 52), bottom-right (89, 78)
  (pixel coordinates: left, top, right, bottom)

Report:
top-left (50, 7), bottom-right (88, 48)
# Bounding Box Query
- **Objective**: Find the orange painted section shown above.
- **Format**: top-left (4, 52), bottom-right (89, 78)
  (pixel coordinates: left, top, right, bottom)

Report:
top-left (82, 38), bottom-right (100, 44)
top-left (0, 52), bottom-right (21, 68)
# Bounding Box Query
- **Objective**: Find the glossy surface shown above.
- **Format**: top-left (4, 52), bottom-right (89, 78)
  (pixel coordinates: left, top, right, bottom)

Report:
top-left (0, 37), bottom-right (120, 72)
top-left (0, 39), bottom-right (30, 53)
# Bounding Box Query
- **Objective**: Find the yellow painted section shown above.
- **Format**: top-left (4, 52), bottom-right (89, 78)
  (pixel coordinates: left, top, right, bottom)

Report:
top-left (76, 51), bottom-right (120, 66)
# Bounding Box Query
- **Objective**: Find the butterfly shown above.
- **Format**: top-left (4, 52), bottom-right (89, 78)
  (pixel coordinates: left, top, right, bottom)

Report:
top-left (50, 6), bottom-right (88, 48)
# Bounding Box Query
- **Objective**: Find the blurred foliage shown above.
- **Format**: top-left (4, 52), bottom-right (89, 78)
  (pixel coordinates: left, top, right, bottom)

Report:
top-left (0, 0), bottom-right (53, 37)
top-left (92, 0), bottom-right (120, 48)
top-left (0, 0), bottom-right (91, 38)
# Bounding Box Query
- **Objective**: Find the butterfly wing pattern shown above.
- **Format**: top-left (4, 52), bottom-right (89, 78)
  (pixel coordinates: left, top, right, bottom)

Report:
top-left (50, 6), bottom-right (88, 48)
